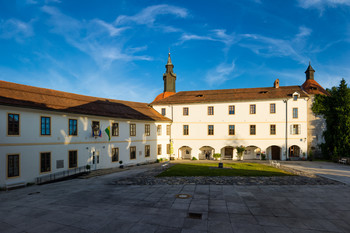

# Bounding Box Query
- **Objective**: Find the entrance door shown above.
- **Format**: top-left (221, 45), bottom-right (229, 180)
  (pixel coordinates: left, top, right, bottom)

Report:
top-left (91, 151), bottom-right (100, 170)
top-left (224, 147), bottom-right (233, 159)
top-left (271, 146), bottom-right (281, 160)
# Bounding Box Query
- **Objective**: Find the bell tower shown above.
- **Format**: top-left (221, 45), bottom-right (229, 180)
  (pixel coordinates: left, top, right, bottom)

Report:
top-left (163, 53), bottom-right (176, 93)
top-left (305, 62), bottom-right (315, 80)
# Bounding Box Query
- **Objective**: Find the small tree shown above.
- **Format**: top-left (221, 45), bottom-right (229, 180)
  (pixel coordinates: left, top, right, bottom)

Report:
top-left (236, 146), bottom-right (246, 160)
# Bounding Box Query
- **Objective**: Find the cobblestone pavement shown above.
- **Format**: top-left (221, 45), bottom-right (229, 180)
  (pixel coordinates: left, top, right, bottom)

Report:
top-left (1, 162), bottom-right (350, 233)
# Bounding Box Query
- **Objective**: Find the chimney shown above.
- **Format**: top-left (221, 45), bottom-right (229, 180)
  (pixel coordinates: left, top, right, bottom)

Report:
top-left (274, 79), bottom-right (279, 88)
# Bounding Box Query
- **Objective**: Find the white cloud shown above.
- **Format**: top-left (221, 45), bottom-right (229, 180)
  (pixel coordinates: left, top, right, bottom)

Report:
top-left (0, 18), bottom-right (34, 42)
top-left (239, 26), bottom-right (312, 63)
top-left (41, 6), bottom-right (151, 68)
top-left (297, 0), bottom-right (350, 13)
top-left (205, 61), bottom-right (236, 86)
top-left (177, 29), bottom-right (236, 53)
top-left (115, 4), bottom-right (188, 26)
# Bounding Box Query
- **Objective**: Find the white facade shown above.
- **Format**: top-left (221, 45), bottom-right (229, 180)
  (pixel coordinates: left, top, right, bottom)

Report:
top-left (0, 105), bottom-right (170, 187)
top-left (153, 96), bottom-right (308, 161)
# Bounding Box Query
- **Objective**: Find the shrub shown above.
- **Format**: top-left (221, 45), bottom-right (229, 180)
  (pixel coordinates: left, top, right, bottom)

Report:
top-left (236, 146), bottom-right (246, 160)
top-left (261, 153), bottom-right (266, 160)
top-left (213, 153), bottom-right (221, 160)
top-left (192, 157), bottom-right (197, 160)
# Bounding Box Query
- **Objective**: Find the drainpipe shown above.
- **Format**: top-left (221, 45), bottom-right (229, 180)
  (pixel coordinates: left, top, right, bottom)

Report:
top-left (283, 99), bottom-right (289, 160)
top-left (170, 105), bottom-right (173, 160)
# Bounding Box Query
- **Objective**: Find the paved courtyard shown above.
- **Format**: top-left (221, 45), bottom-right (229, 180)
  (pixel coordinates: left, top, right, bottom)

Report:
top-left (1, 162), bottom-right (350, 233)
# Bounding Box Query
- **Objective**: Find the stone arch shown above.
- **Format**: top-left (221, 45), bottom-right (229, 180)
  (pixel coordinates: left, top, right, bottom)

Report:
top-left (179, 146), bottom-right (192, 160)
top-left (221, 146), bottom-right (234, 160)
top-left (199, 146), bottom-right (215, 160)
top-left (289, 145), bottom-right (301, 158)
top-left (244, 145), bottom-right (262, 160)
top-left (266, 145), bottom-right (281, 160)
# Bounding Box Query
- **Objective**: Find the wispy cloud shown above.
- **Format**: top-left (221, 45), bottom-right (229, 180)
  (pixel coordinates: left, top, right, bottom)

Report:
top-left (239, 26), bottom-right (312, 63)
top-left (115, 4), bottom-right (188, 26)
top-left (178, 29), bottom-right (236, 53)
top-left (0, 18), bottom-right (34, 42)
top-left (41, 6), bottom-right (150, 68)
top-left (297, 0), bottom-right (350, 14)
top-left (205, 61), bottom-right (236, 86)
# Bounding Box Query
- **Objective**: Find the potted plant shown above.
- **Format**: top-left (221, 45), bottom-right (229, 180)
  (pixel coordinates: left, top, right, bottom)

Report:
top-left (236, 145), bottom-right (246, 161)
top-left (119, 160), bottom-right (124, 168)
top-left (86, 164), bottom-right (91, 171)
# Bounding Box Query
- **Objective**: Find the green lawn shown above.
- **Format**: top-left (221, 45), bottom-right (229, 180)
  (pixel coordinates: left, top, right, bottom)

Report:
top-left (157, 163), bottom-right (294, 177)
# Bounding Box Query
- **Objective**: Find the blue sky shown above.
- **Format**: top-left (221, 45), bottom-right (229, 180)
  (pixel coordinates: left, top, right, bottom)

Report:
top-left (1, 0), bottom-right (350, 102)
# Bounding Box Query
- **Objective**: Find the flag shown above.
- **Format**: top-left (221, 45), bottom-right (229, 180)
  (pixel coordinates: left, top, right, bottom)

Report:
top-left (105, 126), bottom-right (111, 141)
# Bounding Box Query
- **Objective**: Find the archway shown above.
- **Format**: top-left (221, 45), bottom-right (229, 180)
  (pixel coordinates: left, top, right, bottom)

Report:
top-left (267, 145), bottom-right (281, 160)
top-left (245, 146), bottom-right (261, 160)
top-left (289, 145), bottom-right (301, 158)
top-left (221, 146), bottom-right (234, 160)
top-left (179, 146), bottom-right (192, 160)
top-left (199, 146), bottom-right (215, 160)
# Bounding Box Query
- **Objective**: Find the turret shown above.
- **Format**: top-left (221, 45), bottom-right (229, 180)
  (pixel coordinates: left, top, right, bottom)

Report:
top-left (163, 53), bottom-right (176, 93)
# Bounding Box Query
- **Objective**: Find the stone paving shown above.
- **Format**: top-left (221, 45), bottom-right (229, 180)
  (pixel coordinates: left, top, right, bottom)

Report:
top-left (1, 162), bottom-right (350, 233)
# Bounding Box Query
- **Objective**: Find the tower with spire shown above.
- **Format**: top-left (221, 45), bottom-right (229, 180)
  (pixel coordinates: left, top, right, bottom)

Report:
top-left (305, 62), bottom-right (315, 80)
top-left (163, 53), bottom-right (176, 93)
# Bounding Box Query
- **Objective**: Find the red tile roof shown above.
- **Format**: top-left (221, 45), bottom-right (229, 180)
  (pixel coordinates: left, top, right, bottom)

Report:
top-left (153, 92), bottom-right (176, 102)
top-left (301, 79), bottom-right (329, 96)
top-left (0, 80), bottom-right (170, 122)
top-left (151, 86), bottom-right (309, 105)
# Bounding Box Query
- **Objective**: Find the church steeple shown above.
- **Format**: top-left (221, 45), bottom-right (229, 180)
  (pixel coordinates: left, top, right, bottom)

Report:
top-left (305, 62), bottom-right (315, 80)
top-left (163, 53), bottom-right (176, 93)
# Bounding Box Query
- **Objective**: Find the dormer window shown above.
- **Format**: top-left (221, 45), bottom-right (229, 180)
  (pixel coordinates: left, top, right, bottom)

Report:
top-left (292, 92), bottom-right (300, 101)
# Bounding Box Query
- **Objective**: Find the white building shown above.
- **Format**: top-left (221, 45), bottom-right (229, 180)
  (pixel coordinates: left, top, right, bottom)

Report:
top-left (0, 54), bottom-right (328, 188)
top-left (151, 55), bottom-right (328, 161)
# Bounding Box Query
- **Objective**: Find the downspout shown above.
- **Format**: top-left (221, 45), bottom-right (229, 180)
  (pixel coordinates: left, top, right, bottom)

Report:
top-left (283, 99), bottom-right (289, 160)
top-left (170, 104), bottom-right (173, 160)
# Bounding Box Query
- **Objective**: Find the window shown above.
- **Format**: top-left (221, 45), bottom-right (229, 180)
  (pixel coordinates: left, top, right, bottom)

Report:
top-left (250, 125), bottom-right (256, 135)
top-left (68, 150), bottom-right (78, 168)
top-left (291, 124), bottom-right (301, 135)
top-left (112, 123), bottom-right (119, 136)
top-left (40, 152), bottom-right (51, 173)
top-left (69, 119), bottom-right (78, 136)
top-left (250, 105), bottom-right (256, 114)
top-left (183, 125), bottom-right (189, 135)
top-left (145, 145), bottom-right (150, 157)
top-left (229, 125), bottom-right (235, 135)
top-left (112, 148), bottom-right (119, 162)
top-left (157, 144), bottom-right (162, 155)
top-left (166, 125), bottom-right (171, 136)
top-left (208, 125), bottom-right (214, 135)
top-left (92, 121), bottom-right (100, 136)
top-left (40, 117), bottom-right (51, 135)
top-left (130, 146), bottom-right (136, 160)
top-left (130, 124), bottom-right (136, 136)
top-left (7, 154), bottom-right (19, 178)
top-left (208, 106), bottom-right (214, 115)
top-left (229, 105), bottom-right (235, 115)
top-left (293, 108), bottom-right (298, 119)
top-left (183, 107), bottom-right (189, 116)
top-left (270, 104), bottom-right (276, 114)
top-left (157, 125), bottom-right (162, 136)
top-left (270, 124), bottom-right (276, 135)
top-left (167, 144), bottom-right (170, 154)
top-left (161, 108), bottom-right (166, 116)
top-left (293, 95), bottom-right (298, 101)
top-left (145, 124), bottom-right (150, 136)
top-left (8, 113), bottom-right (19, 135)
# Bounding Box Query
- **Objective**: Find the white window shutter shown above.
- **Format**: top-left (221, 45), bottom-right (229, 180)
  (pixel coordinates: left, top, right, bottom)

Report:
top-left (298, 124), bottom-right (301, 135)
top-left (290, 125), bottom-right (293, 135)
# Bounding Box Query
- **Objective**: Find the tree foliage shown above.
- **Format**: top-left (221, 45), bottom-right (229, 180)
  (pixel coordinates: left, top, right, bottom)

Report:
top-left (312, 79), bottom-right (350, 159)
